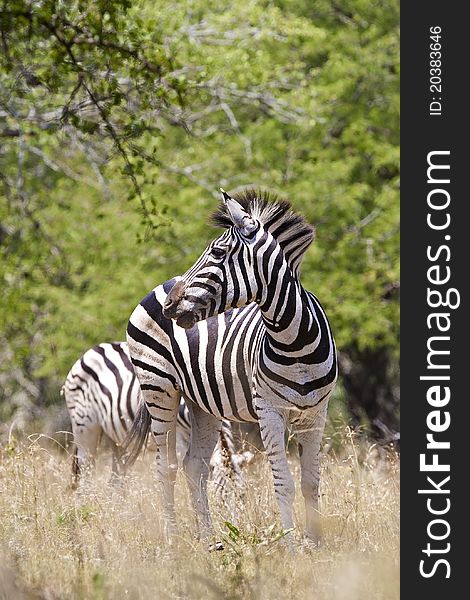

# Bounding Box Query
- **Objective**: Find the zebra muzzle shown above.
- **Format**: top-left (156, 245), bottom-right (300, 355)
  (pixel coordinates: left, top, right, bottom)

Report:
top-left (163, 280), bottom-right (187, 319)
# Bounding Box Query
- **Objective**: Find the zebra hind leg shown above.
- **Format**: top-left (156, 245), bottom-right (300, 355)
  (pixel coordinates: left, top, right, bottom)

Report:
top-left (183, 403), bottom-right (221, 545)
top-left (109, 443), bottom-right (126, 490)
top-left (70, 424), bottom-right (101, 490)
top-left (71, 445), bottom-right (80, 490)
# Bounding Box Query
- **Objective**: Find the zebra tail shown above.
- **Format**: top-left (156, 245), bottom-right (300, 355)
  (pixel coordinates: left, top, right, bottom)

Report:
top-left (121, 402), bottom-right (152, 468)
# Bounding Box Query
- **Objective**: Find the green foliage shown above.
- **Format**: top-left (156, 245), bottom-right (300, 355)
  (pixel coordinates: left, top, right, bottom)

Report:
top-left (0, 0), bottom-right (399, 426)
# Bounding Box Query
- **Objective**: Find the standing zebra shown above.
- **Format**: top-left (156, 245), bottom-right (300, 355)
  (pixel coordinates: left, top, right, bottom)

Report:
top-left (62, 342), bottom-right (187, 487)
top-left (125, 189), bottom-right (337, 544)
top-left (63, 342), bottom-right (248, 489)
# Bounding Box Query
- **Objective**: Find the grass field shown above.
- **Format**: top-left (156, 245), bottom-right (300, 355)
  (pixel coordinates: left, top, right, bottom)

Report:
top-left (0, 429), bottom-right (399, 599)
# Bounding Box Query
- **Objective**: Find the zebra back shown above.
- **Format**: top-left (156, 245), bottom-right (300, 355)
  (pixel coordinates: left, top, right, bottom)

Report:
top-left (63, 342), bottom-right (140, 446)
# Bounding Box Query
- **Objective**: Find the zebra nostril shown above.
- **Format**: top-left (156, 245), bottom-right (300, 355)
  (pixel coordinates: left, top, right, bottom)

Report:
top-left (165, 298), bottom-right (173, 308)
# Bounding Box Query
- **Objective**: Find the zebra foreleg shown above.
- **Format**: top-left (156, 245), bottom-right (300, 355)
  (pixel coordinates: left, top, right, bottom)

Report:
top-left (256, 400), bottom-right (295, 538)
top-left (293, 402), bottom-right (328, 546)
top-left (148, 398), bottom-right (180, 541)
top-left (183, 403), bottom-right (221, 543)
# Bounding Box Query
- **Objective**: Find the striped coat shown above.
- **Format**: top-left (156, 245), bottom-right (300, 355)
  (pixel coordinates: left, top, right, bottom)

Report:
top-left (125, 190), bottom-right (337, 544)
top-left (63, 342), bottom-right (250, 489)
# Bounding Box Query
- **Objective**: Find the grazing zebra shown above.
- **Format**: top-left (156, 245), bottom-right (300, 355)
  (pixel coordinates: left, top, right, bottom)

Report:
top-left (125, 189), bottom-right (337, 545)
top-left (63, 342), bottom-right (249, 489)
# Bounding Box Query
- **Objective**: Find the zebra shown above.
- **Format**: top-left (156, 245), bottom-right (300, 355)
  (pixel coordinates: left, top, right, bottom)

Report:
top-left (125, 189), bottom-right (337, 545)
top-left (63, 341), bottom-right (251, 489)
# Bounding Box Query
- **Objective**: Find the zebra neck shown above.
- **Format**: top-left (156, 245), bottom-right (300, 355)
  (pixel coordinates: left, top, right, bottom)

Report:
top-left (258, 265), bottom-right (320, 351)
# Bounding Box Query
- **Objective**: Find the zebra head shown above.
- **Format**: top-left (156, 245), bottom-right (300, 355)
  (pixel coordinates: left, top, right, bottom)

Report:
top-left (163, 188), bottom-right (314, 329)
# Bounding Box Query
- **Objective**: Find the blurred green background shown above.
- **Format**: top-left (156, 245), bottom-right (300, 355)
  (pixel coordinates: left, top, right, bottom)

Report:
top-left (0, 0), bottom-right (399, 440)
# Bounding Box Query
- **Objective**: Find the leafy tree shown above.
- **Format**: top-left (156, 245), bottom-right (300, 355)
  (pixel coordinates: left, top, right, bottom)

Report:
top-left (0, 0), bottom-right (399, 440)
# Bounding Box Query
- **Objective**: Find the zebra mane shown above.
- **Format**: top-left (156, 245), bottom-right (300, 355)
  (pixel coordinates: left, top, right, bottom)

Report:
top-left (211, 188), bottom-right (315, 271)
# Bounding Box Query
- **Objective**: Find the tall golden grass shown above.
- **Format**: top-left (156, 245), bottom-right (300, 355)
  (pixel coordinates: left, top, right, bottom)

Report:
top-left (0, 428), bottom-right (399, 599)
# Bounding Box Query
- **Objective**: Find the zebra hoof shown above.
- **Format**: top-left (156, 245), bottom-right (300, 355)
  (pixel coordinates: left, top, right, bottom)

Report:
top-left (208, 541), bottom-right (224, 552)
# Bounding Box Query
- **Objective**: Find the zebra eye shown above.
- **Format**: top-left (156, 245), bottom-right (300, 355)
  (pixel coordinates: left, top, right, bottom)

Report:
top-left (210, 246), bottom-right (226, 259)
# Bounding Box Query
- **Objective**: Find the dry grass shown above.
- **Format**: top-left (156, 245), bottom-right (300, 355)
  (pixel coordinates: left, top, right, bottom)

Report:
top-left (0, 429), bottom-right (399, 600)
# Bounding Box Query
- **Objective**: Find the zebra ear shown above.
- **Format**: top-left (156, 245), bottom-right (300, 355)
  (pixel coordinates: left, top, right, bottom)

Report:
top-left (220, 189), bottom-right (257, 236)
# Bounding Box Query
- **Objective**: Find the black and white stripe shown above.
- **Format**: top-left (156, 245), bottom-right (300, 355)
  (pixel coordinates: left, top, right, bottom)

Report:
top-left (63, 342), bottom-right (246, 490)
top-left (125, 189), bottom-right (337, 543)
